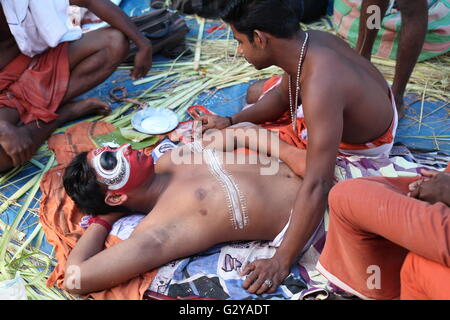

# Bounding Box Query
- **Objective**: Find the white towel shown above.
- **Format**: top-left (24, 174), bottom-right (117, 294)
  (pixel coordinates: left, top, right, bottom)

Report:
top-left (1, 0), bottom-right (82, 57)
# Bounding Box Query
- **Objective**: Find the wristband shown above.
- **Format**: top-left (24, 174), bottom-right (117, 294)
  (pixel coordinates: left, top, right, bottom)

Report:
top-left (88, 217), bottom-right (112, 233)
top-left (226, 116), bottom-right (233, 126)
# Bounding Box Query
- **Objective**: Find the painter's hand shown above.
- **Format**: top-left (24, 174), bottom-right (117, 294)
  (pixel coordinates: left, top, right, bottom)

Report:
top-left (132, 41), bottom-right (152, 80)
top-left (241, 256), bottom-right (290, 295)
top-left (408, 169), bottom-right (450, 206)
top-left (196, 114), bottom-right (232, 132)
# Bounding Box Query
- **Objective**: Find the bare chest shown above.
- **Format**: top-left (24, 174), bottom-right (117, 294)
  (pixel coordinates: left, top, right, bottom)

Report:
top-left (164, 171), bottom-right (227, 216)
top-left (163, 163), bottom-right (298, 222)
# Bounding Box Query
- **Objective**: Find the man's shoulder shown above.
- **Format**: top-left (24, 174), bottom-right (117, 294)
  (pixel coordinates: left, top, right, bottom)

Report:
top-left (303, 40), bottom-right (356, 99)
top-left (307, 30), bottom-right (355, 69)
top-left (307, 47), bottom-right (344, 76)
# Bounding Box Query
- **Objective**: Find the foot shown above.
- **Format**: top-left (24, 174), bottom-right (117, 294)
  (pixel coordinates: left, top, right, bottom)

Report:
top-left (394, 95), bottom-right (405, 120)
top-left (0, 121), bottom-right (35, 168)
top-left (58, 98), bottom-right (112, 122)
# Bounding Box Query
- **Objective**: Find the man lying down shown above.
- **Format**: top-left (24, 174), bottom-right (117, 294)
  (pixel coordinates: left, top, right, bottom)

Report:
top-left (62, 126), bottom-right (321, 296)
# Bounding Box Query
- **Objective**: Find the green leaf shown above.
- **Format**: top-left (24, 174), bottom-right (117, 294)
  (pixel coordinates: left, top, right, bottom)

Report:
top-left (119, 127), bottom-right (152, 142)
top-left (92, 129), bottom-right (159, 150)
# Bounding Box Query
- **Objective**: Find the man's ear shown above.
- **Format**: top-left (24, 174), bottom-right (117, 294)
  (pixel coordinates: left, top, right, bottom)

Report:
top-left (253, 30), bottom-right (269, 49)
top-left (105, 191), bottom-right (128, 206)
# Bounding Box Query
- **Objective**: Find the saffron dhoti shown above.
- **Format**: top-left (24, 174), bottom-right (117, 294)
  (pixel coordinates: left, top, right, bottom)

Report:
top-left (0, 43), bottom-right (70, 124)
top-left (317, 166), bottom-right (450, 300)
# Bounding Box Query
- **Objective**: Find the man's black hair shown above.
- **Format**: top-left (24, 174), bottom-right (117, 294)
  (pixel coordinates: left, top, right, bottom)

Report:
top-left (63, 152), bottom-right (131, 216)
top-left (220, 0), bottom-right (303, 42)
top-left (302, 0), bottom-right (328, 23)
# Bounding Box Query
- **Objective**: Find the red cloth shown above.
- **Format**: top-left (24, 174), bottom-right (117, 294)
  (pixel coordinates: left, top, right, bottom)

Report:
top-left (401, 252), bottom-right (450, 300)
top-left (0, 43), bottom-right (70, 124)
top-left (317, 176), bottom-right (450, 300)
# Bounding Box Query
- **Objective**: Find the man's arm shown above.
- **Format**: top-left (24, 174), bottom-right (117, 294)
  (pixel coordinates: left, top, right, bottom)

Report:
top-left (241, 79), bottom-right (343, 294)
top-left (64, 213), bottom-right (167, 295)
top-left (355, 0), bottom-right (389, 59)
top-left (197, 74), bottom-right (291, 131)
top-left (64, 205), bottom-right (215, 295)
top-left (70, 0), bottom-right (152, 79)
top-left (199, 123), bottom-right (307, 176)
top-left (0, 4), bottom-right (20, 71)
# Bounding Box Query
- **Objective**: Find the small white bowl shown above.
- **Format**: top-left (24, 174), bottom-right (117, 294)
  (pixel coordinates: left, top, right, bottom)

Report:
top-left (131, 107), bottom-right (179, 135)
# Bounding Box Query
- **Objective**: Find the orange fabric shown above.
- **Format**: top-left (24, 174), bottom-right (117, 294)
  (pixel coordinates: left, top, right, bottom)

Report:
top-left (258, 76), bottom-right (394, 151)
top-left (338, 120), bottom-right (394, 150)
top-left (262, 75), bottom-right (282, 93)
top-left (257, 76), bottom-right (307, 149)
top-left (318, 177), bottom-right (450, 300)
top-left (401, 252), bottom-right (450, 300)
top-left (446, 162), bottom-right (450, 172)
top-left (0, 43), bottom-right (70, 124)
top-left (40, 121), bottom-right (158, 300)
top-left (263, 118), bottom-right (307, 149)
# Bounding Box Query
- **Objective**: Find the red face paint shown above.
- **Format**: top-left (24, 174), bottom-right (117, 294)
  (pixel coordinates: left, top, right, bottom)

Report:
top-left (92, 144), bottom-right (155, 194)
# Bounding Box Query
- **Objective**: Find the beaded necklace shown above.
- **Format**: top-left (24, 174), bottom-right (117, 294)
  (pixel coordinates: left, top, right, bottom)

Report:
top-left (288, 32), bottom-right (309, 132)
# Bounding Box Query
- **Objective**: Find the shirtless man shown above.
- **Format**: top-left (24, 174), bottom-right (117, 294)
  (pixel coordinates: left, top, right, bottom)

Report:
top-left (62, 139), bottom-right (310, 296)
top-left (0, 0), bottom-right (152, 172)
top-left (196, 0), bottom-right (397, 294)
top-left (356, 0), bottom-right (428, 118)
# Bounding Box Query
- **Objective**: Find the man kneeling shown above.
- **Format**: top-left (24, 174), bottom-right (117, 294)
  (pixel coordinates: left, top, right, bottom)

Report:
top-left (62, 139), bottom-right (319, 295)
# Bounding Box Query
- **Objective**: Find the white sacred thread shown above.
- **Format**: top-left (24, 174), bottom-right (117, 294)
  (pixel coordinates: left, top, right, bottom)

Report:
top-left (187, 142), bottom-right (249, 229)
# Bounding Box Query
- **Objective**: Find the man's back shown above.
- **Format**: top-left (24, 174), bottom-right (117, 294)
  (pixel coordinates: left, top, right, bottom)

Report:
top-left (304, 30), bottom-right (394, 145)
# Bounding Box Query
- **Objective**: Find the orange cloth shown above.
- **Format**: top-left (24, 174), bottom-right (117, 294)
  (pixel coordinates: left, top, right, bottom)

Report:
top-left (401, 252), bottom-right (450, 300)
top-left (40, 121), bottom-right (157, 300)
top-left (0, 43), bottom-right (70, 124)
top-left (317, 176), bottom-right (450, 300)
top-left (257, 76), bottom-right (307, 149)
top-left (399, 162), bottom-right (450, 300)
top-left (259, 76), bottom-right (395, 152)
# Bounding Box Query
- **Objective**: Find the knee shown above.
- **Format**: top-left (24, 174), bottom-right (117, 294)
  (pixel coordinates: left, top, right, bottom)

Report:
top-left (103, 28), bottom-right (130, 65)
top-left (246, 80), bottom-right (265, 104)
top-left (328, 179), bottom-right (365, 219)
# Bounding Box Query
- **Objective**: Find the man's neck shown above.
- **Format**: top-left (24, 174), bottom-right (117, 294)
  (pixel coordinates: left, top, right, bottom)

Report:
top-left (271, 31), bottom-right (309, 77)
top-left (126, 173), bottom-right (172, 214)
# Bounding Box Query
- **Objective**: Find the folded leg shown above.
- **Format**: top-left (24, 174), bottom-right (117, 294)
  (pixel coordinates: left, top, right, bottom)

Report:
top-left (0, 27), bottom-right (129, 171)
top-left (318, 176), bottom-right (450, 299)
